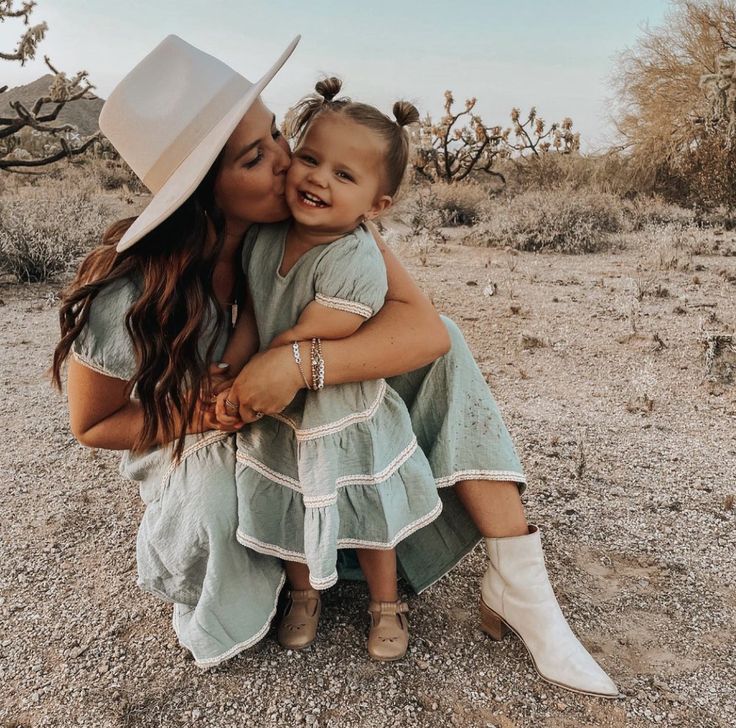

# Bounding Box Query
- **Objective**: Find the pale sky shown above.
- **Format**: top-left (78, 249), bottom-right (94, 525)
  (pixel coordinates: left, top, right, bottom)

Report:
top-left (1, 0), bottom-right (671, 151)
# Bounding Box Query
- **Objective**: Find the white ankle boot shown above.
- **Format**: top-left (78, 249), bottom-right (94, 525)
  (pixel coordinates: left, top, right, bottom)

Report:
top-left (480, 525), bottom-right (619, 698)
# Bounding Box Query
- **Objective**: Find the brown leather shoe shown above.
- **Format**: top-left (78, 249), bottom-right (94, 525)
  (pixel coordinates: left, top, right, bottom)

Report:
top-left (277, 588), bottom-right (321, 650)
top-left (367, 600), bottom-right (409, 661)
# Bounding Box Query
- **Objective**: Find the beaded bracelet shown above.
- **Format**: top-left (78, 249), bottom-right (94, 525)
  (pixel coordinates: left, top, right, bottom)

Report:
top-left (310, 337), bottom-right (325, 390)
top-left (291, 341), bottom-right (313, 390)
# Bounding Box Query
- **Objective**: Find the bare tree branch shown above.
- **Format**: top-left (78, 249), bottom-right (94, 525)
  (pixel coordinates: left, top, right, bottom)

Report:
top-left (0, 131), bottom-right (100, 169)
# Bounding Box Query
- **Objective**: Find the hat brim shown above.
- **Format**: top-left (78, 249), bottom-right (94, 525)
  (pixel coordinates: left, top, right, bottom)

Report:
top-left (116, 35), bottom-right (300, 253)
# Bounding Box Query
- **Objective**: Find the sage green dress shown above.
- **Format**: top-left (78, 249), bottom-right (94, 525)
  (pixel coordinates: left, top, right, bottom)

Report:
top-left (70, 257), bottom-right (526, 669)
top-left (235, 222), bottom-right (443, 590)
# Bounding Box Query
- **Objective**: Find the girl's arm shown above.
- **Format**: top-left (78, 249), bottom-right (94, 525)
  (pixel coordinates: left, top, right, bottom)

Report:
top-left (220, 225), bottom-right (451, 422)
top-left (67, 358), bottom-right (239, 450)
top-left (269, 301), bottom-right (364, 349)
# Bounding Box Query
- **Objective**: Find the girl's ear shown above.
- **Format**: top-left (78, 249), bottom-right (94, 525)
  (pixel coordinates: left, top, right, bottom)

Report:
top-left (364, 195), bottom-right (393, 220)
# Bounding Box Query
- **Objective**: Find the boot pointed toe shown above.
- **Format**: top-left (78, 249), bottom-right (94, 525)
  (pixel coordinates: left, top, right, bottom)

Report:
top-left (480, 525), bottom-right (619, 698)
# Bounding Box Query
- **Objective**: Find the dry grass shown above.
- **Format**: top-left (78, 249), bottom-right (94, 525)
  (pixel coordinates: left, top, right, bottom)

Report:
top-left (0, 171), bottom-right (111, 282)
top-left (463, 188), bottom-right (625, 253)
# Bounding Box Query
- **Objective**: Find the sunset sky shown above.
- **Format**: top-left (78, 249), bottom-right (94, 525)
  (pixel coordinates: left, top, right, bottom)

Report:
top-left (1, 0), bottom-right (671, 151)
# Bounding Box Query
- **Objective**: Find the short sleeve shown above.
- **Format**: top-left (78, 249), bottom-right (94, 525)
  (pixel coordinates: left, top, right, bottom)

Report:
top-left (71, 277), bottom-right (140, 381)
top-left (313, 227), bottom-right (388, 319)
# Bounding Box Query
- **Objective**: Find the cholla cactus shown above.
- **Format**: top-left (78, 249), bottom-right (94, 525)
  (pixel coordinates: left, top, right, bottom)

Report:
top-left (412, 91), bottom-right (578, 185)
top-left (1, 0), bottom-right (101, 171)
top-left (0, 1), bottom-right (46, 65)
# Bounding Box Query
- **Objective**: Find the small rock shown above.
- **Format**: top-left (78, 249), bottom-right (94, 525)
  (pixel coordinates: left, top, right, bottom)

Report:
top-left (69, 645), bottom-right (90, 659)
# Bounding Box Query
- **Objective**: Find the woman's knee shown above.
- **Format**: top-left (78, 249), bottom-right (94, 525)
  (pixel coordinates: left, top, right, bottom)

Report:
top-left (172, 449), bottom-right (238, 533)
top-left (440, 315), bottom-right (471, 360)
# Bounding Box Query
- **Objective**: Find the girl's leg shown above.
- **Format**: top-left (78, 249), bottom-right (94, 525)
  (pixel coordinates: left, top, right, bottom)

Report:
top-left (284, 560), bottom-right (311, 589)
top-left (277, 561), bottom-right (321, 650)
top-left (356, 548), bottom-right (408, 661)
top-left (354, 548), bottom-right (399, 602)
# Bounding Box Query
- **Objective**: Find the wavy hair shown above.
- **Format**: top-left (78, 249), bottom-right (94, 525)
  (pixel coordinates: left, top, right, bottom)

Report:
top-left (51, 158), bottom-right (228, 459)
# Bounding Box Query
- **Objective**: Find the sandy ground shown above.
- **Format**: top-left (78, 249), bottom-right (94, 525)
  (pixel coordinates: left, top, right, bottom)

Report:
top-left (0, 231), bottom-right (734, 728)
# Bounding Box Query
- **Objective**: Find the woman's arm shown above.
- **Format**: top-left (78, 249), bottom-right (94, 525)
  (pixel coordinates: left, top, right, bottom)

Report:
top-left (320, 229), bottom-right (450, 382)
top-left (67, 358), bottom-right (239, 450)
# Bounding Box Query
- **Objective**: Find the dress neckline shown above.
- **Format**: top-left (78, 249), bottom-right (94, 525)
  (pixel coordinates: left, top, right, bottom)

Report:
top-left (276, 222), bottom-right (330, 280)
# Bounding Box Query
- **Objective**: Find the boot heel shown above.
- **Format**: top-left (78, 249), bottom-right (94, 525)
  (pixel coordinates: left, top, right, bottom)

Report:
top-left (479, 600), bottom-right (509, 641)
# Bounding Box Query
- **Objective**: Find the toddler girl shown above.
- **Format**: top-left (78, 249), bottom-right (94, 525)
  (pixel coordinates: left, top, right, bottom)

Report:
top-left (217, 79), bottom-right (442, 660)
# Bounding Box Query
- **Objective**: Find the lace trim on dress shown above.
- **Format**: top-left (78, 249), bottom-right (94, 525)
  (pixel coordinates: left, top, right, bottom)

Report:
top-left (161, 431), bottom-right (230, 485)
top-left (269, 380), bottom-right (387, 441)
top-left (71, 350), bottom-right (129, 381)
top-left (303, 493), bottom-right (338, 508)
top-left (434, 469), bottom-right (527, 488)
top-left (336, 437), bottom-right (417, 487)
top-left (173, 570), bottom-right (287, 669)
top-left (235, 434), bottom-right (419, 493)
top-left (236, 496), bottom-right (443, 559)
top-left (314, 293), bottom-right (373, 319)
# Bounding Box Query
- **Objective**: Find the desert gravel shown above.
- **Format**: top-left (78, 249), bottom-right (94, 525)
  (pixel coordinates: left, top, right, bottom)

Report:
top-left (1, 234), bottom-right (734, 727)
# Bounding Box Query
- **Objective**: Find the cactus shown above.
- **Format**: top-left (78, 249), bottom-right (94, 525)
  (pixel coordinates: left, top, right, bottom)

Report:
top-left (1, 0), bottom-right (101, 171)
top-left (412, 91), bottom-right (579, 185)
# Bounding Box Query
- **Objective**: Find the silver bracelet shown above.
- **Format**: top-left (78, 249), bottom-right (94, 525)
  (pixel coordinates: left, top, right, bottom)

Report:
top-left (292, 341), bottom-right (313, 390)
top-left (310, 338), bottom-right (325, 390)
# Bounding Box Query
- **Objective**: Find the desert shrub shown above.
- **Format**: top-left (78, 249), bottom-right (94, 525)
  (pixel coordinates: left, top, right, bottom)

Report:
top-left (621, 196), bottom-right (697, 230)
top-left (632, 221), bottom-right (717, 268)
top-left (422, 182), bottom-right (490, 225)
top-left (91, 158), bottom-right (145, 192)
top-left (393, 185), bottom-right (448, 238)
top-left (0, 183), bottom-right (109, 282)
top-left (464, 189), bottom-right (624, 253)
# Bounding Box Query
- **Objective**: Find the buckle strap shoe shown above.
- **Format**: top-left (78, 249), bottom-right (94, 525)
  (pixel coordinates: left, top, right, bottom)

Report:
top-left (480, 525), bottom-right (619, 698)
top-left (277, 588), bottom-right (321, 650)
top-left (367, 600), bottom-right (409, 661)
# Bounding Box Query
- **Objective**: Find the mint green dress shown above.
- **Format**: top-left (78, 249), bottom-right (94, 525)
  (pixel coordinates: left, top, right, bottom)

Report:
top-left (235, 222), bottom-right (443, 590)
top-left (70, 252), bottom-right (526, 669)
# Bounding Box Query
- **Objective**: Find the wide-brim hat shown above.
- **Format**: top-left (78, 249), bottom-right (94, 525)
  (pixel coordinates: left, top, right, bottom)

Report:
top-left (99, 34), bottom-right (300, 252)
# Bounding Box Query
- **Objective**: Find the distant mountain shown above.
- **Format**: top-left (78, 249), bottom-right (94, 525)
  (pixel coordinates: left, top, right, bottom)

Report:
top-left (0, 74), bottom-right (103, 137)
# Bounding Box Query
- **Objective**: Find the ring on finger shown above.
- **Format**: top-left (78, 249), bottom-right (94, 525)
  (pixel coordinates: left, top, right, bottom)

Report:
top-left (224, 399), bottom-right (238, 412)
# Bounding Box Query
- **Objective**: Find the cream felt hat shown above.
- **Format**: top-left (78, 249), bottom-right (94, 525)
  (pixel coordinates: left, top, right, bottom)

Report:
top-left (99, 34), bottom-right (300, 252)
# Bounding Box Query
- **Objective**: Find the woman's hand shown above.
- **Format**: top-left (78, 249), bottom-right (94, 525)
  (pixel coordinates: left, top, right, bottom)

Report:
top-left (188, 363), bottom-right (244, 433)
top-left (215, 345), bottom-right (303, 425)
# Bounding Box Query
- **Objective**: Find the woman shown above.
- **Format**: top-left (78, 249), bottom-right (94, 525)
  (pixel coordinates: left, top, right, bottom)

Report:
top-left (52, 35), bottom-right (618, 697)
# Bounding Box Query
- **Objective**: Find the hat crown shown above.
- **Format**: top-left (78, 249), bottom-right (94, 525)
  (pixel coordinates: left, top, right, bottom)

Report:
top-left (100, 35), bottom-right (251, 191)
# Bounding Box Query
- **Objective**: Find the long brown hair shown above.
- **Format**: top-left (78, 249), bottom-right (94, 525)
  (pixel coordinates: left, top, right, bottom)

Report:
top-left (285, 77), bottom-right (420, 196)
top-left (51, 158), bottom-right (227, 459)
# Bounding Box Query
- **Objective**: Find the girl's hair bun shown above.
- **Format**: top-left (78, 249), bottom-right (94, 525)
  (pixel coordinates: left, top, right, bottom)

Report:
top-left (315, 77), bottom-right (343, 102)
top-left (392, 101), bottom-right (420, 127)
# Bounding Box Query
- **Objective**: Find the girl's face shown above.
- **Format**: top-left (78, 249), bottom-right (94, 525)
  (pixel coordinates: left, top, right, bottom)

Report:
top-left (285, 112), bottom-right (392, 235)
top-left (214, 98), bottom-right (291, 235)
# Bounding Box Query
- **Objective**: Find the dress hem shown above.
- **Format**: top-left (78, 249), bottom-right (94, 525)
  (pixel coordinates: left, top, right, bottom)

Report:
top-left (236, 496), bottom-right (444, 564)
top-left (170, 570), bottom-right (287, 669)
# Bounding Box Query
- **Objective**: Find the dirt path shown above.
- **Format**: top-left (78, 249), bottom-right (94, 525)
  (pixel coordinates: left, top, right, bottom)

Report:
top-left (1, 236), bottom-right (734, 727)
